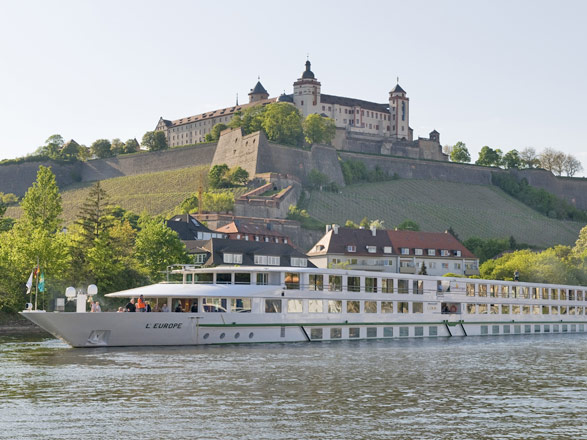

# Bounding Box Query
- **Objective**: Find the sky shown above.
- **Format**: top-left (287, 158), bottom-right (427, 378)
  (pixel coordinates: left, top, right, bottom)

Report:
top-left (1, 0), bottom-right (586, 175)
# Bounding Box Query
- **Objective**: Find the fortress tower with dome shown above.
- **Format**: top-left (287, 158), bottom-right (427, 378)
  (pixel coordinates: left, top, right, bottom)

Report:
top-left (155, 60), bottom-right (447, 161)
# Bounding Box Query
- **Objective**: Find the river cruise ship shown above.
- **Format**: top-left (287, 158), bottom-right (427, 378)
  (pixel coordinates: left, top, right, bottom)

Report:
top-left (21, 266), bottom-right (587, 347)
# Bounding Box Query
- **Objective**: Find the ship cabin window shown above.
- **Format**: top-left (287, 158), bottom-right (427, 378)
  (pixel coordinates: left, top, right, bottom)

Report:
top-left (398, 279), bottom-right (409, 294)
top-left (560, 289), bottom-right (567, 300)
top-left (413, 303), bottom-right (423, 313)
top-left (437, 280), bottom-right (450, 294)
top-left (560, 306), bottom-right (567, 315)
top-left (328, 300), bottom-right (342, 313)
top-left (569, 290), bottom-right (575, 300)
top-left (381, 301), bottom-right (393, 313)
top-left (349, 328), bottom-right (360, 338)
top-left (231, 298), bottom-right (251, 313)
top-left (501, 285), bottom-right (510, 297)
top-left (323, 275), bottom-right (341, 292)
top-left (309, 274), bottom-right (323, 291)
top-left (347, 301), bottom-right (360, 313)
top-left (284, 272), bottom-right (300, 290)
top-left (501, 304), bottom-right (510, 314)
top-left (466, 283), bottom-right (475, 296)
top-left (216, 273), bottom-right (232, 284)
top-left (522, 305), bottom-right (530, 314)
top-left (265, 299), bottom-right (282, 313)
top-left (365, 301), bottom-right (377, 313)
top-left (541, 288), bottom-right (549, 300)
top-left (478, 304), bottom-right (488, 314)
top-left (287, 299), bottom-right (303, 313)
top-left (235, 273), bottom-right (251, 285)
top-left (330, 328), bottom-right (342, 339)
top-left (577, 290), bottom-right (583, 301)
top-left (542, 305), bottom-right (550, 314)
top-left (365, 277), bottom-right (377, 293)
top-left (479, 284), bottom-right (487, 297)
top-left (309, 300), bottom-right (323, 313)
top-left (490, 304), bottom-right (499, 314)
top-left (203, 298), bottom-right (227, 312)
top-left (398, 302), bottom-right (409, 313)
top-left (257, 273), bottom-right (269, 285)
top-left (532, 305), bottom-right (541, 315)
top-left (413, 280), bottom-right (424, 295)
top-left (467, 304), bottom-right (476, 314)
top-left (532, 287), bottom-right (539, 299)
top-left (511, 305), bottom-right (519, 314)
top-left (194, 273), bottom-right (213, 284)
top-left (551, 289), bottom-right (559, 300)
top-left (382, 279), bottom-right (394, 293)
top-left (489, 285), bottom-right (497, 297)
top-left (347, 276), bottom-right (360, 292)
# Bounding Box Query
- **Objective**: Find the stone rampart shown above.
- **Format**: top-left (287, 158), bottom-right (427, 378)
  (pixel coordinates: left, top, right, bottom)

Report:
top-left (0, 161), bottom-right (81, 196)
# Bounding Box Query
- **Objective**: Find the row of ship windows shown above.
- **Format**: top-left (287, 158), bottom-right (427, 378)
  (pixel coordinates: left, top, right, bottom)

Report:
top-left (465, 284), bottom-right (586, 301)
top-left (465, 303), bottom-right (585, 315)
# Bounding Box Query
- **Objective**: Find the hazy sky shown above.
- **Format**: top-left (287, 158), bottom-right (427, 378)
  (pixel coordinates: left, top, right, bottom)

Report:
top-left (1, 0), bottom-right (586, 175)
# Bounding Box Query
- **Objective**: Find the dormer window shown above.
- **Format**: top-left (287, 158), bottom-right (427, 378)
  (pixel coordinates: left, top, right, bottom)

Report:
top-left (383, 246), bottom-right (392, 254)
top-left (315, 245), bottom-right (325, 252)
top-left (367, 246), bottom-right (376, 253)
top-left (415, 248), bottom-right (423, 256)
top-left (347, 245), bottom-right (356, 253)
top-left (455, 250), bottom-right (462, 257)
top-left (428, 249), bottom-right (436, 256)
top-left (401, 248), bottom-right (410, 255)
top-left (440, 250), bottom-right (450, 257)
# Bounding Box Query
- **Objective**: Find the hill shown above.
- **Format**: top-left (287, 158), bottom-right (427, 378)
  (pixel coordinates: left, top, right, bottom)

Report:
top-left (305, 179), bottom-right (585, 248)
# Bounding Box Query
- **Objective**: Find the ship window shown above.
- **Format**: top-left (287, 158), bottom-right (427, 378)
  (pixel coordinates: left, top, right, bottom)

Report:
top-left (413, 303), bottom-right (423, 313)
top-left (328, 300), bottom-right (342, 313)
top-left (415, 327), bottom-right (424, 336)
top-left (235, 273), bottom-right (251, 284)
top-left (203, 298), bottom-right (227, 312)
top-left (257, 273), bottom-right (268, 285)
top-left (562, 325), bottom-right (568, 332)
top-left (399, 327), bottom-right (409, 337)
top-left (479, 285), bottom-right (487, 297)
top-left (347, 276), bottom-right (360, 292)
top-left (265, 299), bottom-right (282, 313)
top-left (398, 280), bottom-right (409, 294)
top-left (346, 301), bottom-right (360, 313)
top-left (551, 289), bottom-right (559, 300)
top-left (490, 304), bottom-right (499, 314)
top-left (398, 302), bottom-right (409, 313)
top-left (413, 280), bottom-right (424, 294)
top-left (287, 299), bottom-right (303, 313)
top-left (309, 300), bottom-right (323, 313)
top-left (367, 327), bottom-right (377, 338)
top-left (309, 274), bottom-right (323, 291)
top-left (365, 301), bottom-right (377, 313)
top-left (194, 273), bottom-right (213, 284)
top-left (560, 306), bottom-right (567, 315)
top-left (330, 328), bottom-right (342, 339)
top-left (365, 277), bottom-right (377, 293)
top-left (429, 326), bottom-right (438, 336)
top-left (284, 272), bottom-right (300, 290)
top-left (512, 305), bottom-right (520, 314)
top-left (534, 325), bottom-right (541, 333)
top-left (381, 301), bottom-right (393, 313)
top-left (501, 304), bottom-right (510, 314)
top-left (466, 304), bottom-right (476, 314)
top-left (503, 325), bottom-right (510, 334)
top-left (382, 279), bottom-right (394, 293)
top-left (231, 298), bottom-right (251, 313)
top-left (384, 327), bottom-right (393, 337)
top-left (249, 332), bottom-right (254, 339)
top-left (481, 326), bottom-right (488, 335)
top-left (478, 304), bottom-right (488, 314)
top-left (216, 273), bottom-right (231, 284)
top-left (551, 306), bottom-right (559, 315)
top-left (533, 305), bottom-right (541, 315)
top-left (544, 325), bottom-right (550, 333)
top-left (310, 328), bottom-right (323, 340)
top-left (522, 305), bottom-right (530, 314)
top-left (329, 275), bottom-right (342, 291)
top-left (466, 283), bottom-right (475, 296)
top-left (349, 328), bottom-right (360, 338)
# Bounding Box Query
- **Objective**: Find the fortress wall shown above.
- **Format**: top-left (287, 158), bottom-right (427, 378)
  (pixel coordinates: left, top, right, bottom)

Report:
top-left (81, 143), bottom-right (216, 182)
top-left (211, 129), bottom-right (260, 178)
top-left (512, 168), bottom-right (587, 209)
top-left (0, 161), bottom-right (80, 196)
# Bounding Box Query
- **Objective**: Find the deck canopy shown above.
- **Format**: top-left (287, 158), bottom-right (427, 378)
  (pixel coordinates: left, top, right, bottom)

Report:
top-left (105, 283), bottom-right (281, 298)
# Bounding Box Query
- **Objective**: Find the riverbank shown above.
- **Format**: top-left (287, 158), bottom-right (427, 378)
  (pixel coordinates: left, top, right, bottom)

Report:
top-left (0, 311), bottom-right (50, 335)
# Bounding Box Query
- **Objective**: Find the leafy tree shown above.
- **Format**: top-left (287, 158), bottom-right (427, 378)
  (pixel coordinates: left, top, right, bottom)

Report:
top-left (205, 123), bottom-right (228, 142)
top-left (502, 149), bottom-right (522, 169)
top-left (20, 166), bottom-right (63, 234)
top-left (262, 102), bottom-right (303, 146)
top-left (110, 138), bottom-right (125, 155)
top-left (179, 195), bottom-right (199, 214)
top-left (61, 139), bottom-right (82, 161)
top-left (539, 147), bottom-right (566, 175)
top-left (359, 217), bottom-right (370, 228)
top-left (90, 139), bottom-right (113, 158)
top-left (35, 134), bottom-right (65, 160)
top-left (450, 141), bottom-right (471, 163)
top-left (228, 105), bottom-right (267, 135)
top-left (303, 114), bottom-right (336, 145)
top-left (519, 147), bottom-right (540, 169)
top-left (476, 146), bottom-right (501, 167)
top-left (208, 164), bottom-right (230, 188)
top-left (563, 154), bottom-right (583, 177)
top-left (135, 216), bottom-right (189, 281)
top-left (341, 159), bottom-right (369, 185)
top-left (202, 191), bottom-right (234, 212)
top-left (124, 138), bottom-right (140, 154)
top-left (397, 220), bottom-right (420, 231)
top-left (307, 169), bottom-right (331, 189)
top-left (76, 181), bottom-right (114, 243)
top-left (344, 220), bottom-right (359, 228)
top-left (142, 131), bottom-right (168, 151)
top-left (226, 166), bottom-right (249, 186)
top-left (369, 219), bottom-right (385, 230)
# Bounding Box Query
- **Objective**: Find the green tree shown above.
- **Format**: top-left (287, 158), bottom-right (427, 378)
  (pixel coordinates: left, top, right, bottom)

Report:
top-left (450, 141), bottom-right (471, 163)
top-left (227, 166), bottom-right (249, 186)
top-left (202, 191), bottom-right (234, 212)
top-left (35, 134), bottom-right (65, 160)
top-left (397, 220), bottom-right (420, 231)
top-left (20, 166), bottom-right (63, 234)
top-left (135, 216), bottom-right (189, 281)
top-left (261, 102), bottom-right (303, 146)
top-left (61, 139), bottom-right (81, 161)
top-left (502, 149), bottom-right (522, 169)
top-left (228, 105), bottom-right (267, 134)
top-left (124, 138), bottom-right (140, 154)
top-left (179, 195), bottom-right (199, 214)
top-left (142, 131), bottom-right (168, 151)
top-left (208, 164), bottom-right (230, 188)
top-left (205, 123), bottom-right (228, 142)
top-left (303, 114), bottom-right (336, 145)
top-left (307, 169), bottom-right (330, 189)
top-left (360, 217), bottom-right (370, 228)
top-left (344, 220), bottom-right (359, 228)
top-left (476, 146), bottom-right (501, 167)
top-left (110, 138), bottom-right (125, 155)
top-left (369, 219), bottom-right (385, 230)
top-left (76, 181), bottom-right (114, 243)
top-left (90, 139), bottom-right (113, 158)
top-left (519, 147), bottom-right (540, 169)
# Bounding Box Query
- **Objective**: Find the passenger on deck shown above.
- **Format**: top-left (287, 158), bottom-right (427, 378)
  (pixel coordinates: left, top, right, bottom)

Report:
top-left (190, 302), bottom-right (198, 313)
top-left (94, 301), bottom-right (101, 312)
top-left (175, 303), bottom-right (183, 313)
top-left (117, 307), bottom-right (124, 312)
top-left (161, 303), bottom-right (170, 313)
top-left (145, 301), bottom-right (152, 313)
top-left (125, 298), bottom-right (136, 312)
top-left (137, 295), bottom-right (146, 312)
top-left (514, 270), bottom-right (520, 282)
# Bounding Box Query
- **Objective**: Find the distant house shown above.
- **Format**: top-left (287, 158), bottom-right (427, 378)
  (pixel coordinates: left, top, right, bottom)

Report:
top-left (214, 219), bottom-right (291, 245)
top-left (166, 214), bottom-right (226, 254)
top-left (194, 238), bottom-right (314, 269)
top-left (307, 225), bottom-right (479, 276)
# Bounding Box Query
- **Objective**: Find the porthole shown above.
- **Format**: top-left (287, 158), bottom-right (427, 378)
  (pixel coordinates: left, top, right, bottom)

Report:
top-left (235, 332), bottom-right (240, 339)
top-left (220, 333), bottom-right (226, 339)
top-left (203, 333), bottom-right (210, 339)
top-left (249, 332), bottom-right (254, 339)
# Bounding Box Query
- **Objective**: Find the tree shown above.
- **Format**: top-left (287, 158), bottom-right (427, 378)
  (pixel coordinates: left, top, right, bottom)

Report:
top-left (202, 191), bottom-right (234, 212)
top-left (519, 147), bottom-right (540, 169)
top-left (228, 105), bottom-right (267, 134)
top-left (369, 219), bottom-right (385, 230)
top-left (539, 147), bottom-right (566, 175)
top-left (359, 217), bottom-right (370, 228)
top-left (135, 217), bottom-right (189, 281)
top-left (208, 164), bottom-right (230, 188)
top-left (563, 154), bottom-right (583, 177)
top-left (307, 169), bottom-right (330, 190)
top-left (344, 220), bottom-right (359, 228)
top-left (124, 138), bottom-right (140, 154)
top-left (35, 134), bottom-right (65, 160)
top-left (142, 131), bottom-right (168, 151)
top-left (90, 139), bottom-right (113, 158)
top-left (450, 141), bottom-right (471, 163)
top-left (397, 220), bottom-right (420, 231)
top-left (476, 146), bottom-right (501, 167)
top-left (205, 123), bottom-right (228, 142)
top-left (303, 114), bottom-right (336, 145)
top-left (261, 103), bottom-right (303, 146)
top-left (179, 194), bottom-right (199, 214)
top-left (110, 138), bottom-right (125, 155)
top-left (502, 149), bottom-right (522, 169)
top-left (20, 166), bottom-right (63, 234)
top-left (76, 181), bottom-right (114, 244)
top-left (227, 166), bottom-right (249, 186)
top-left (61, 139), bottom-right (82, 161)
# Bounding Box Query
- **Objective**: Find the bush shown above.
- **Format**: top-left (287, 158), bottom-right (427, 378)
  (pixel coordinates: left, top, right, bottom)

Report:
top-left (340, 160), bottom-right (395, 185)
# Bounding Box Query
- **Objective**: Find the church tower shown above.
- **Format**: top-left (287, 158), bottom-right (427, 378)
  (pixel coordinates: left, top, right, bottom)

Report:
top-left (293, 59), bottom-right (321, 117)
top-left (249, 80), bottom-right (269, 103)
top-left (389, 83), bottom-right (409, 140)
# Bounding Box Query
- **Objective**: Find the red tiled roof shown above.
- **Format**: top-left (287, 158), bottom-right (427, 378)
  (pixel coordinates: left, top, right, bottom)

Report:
top-left (215, 221), bottom-right (286, 238)
top-left (386, 230), bottom-right (475, 258)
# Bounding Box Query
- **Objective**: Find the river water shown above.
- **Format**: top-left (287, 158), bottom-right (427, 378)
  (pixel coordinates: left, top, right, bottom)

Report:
top-left (0, 333), bottom-right (585, 440)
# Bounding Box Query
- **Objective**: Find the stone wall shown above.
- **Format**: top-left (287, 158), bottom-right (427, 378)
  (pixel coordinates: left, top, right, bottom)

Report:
top-left (0, 161), bottom-right (81, 196)
top-left (512, 168), bottom-right (587, 209)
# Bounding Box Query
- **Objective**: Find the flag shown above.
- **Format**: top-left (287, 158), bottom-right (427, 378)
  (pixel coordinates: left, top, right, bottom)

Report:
top-left (26, 271), bottom-right (33, 294)
top-left (38, 272), bottom-right (45, 293)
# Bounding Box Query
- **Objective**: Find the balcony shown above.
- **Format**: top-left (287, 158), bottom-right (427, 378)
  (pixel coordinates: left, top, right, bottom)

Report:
top-left (465, 267), bottom-right (480, 276)
top-left (399, 264), bottom-right (416, 274)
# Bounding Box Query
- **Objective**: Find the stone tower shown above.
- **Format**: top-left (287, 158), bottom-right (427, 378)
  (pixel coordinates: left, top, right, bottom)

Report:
top-left (389, 83), bottom-right (410, 140)
top-left (249, 80), bottom-right (269, 103)
top-left (293, 60), bottom-right (321, 117)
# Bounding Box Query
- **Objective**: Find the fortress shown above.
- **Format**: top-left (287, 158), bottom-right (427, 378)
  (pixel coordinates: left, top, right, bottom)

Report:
top-left (155, 60), bottom-right (447, 161)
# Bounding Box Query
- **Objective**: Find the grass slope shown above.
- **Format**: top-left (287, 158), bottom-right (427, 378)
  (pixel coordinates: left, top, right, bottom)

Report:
top-left (306, 179), bottom-right (585, 248)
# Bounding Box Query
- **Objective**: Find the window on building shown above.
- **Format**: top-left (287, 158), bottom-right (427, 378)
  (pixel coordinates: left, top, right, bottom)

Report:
top-left (367, 246), bottom-right (376, 253)
top-left (291, 257), bottom-right (307, 267)
top-left (223, 253), bottom-right (242, 264)
top-left (383, 246), bottom-right (392, 254)
top-left (401, 248), bottom-right (409, 255)
top-left (414, 249), bottom-right (423, 256)
top-left (254, 255), bottom-right (267, 265)
top-left (440, 250), bottom-right (449, 257)
top-left (194, 254), bottom-right (207, 265)
top-left (428, 249), bottom-right (436, 256)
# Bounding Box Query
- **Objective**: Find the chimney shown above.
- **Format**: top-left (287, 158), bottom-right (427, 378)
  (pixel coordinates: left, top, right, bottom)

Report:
top-left (325, 225), bottom-right (332, 233)
top-left (371, 226), bottom-right (376, 236)
top-left (333, 224), bottom-right (339, 234)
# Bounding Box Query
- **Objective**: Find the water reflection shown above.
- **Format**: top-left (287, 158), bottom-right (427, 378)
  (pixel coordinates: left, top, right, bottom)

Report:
top-left (0, 334), bottom-right (586, 439)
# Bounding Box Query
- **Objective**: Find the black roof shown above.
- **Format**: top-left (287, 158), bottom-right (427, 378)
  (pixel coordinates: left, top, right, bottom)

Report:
top-left (250, 81), bottom-right (268, 95)
top-left (166, 214), bottom-right (216, 240)
top-left (278, 93), bottom-right (294, 103)
top-left (390, 84), bottom-right (406, 94)
top-left (302, 60), bottom-right (315, 79)
top-left (320, 94), bottom-right (389, 113)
